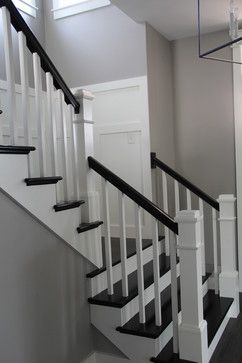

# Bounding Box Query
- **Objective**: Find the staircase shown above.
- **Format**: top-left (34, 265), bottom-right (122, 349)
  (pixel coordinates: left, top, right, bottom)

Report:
top-left (0, 1), bottom-right (240, 363)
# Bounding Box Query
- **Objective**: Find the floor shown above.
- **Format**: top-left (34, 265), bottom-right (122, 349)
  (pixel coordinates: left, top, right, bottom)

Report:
top-left (210, 294), bottom-right (242, 363)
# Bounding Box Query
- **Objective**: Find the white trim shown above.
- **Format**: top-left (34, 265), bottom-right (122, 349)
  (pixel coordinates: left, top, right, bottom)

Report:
top-left (13, 0), bottom-right (37, 18)
top-left (80, 352), bottom-right (129, 363)
top-left (52, 0), bottom-right (110, 20)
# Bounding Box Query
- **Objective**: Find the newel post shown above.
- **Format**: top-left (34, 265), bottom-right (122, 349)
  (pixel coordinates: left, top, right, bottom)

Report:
top-left (175, 210), bottom-right (208, 363)
top-left (218, 194), bottom-right (240, 317)
top-left (73, 89), bottom-right (103, 267)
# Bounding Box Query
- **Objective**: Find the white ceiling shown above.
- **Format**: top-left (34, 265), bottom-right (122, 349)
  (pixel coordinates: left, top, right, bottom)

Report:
top-left (111, 0), bottom-right (239, 40)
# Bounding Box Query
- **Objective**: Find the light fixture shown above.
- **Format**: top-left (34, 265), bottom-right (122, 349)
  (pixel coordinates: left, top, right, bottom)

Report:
top-left (198, 0), bottom-right (242, 64)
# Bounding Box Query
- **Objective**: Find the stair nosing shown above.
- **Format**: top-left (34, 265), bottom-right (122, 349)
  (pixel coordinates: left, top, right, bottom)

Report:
top-left (0, 145), bottom-right (36, 154)
top-left (25, 176), bottom-right (63, 186)
top-left (54, 200), bottom-right (85, 212)
top-left (77, 221), bottom-right (103, 234)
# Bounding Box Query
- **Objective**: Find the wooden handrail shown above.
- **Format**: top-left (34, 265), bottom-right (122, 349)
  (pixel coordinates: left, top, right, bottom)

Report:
top-left (0, 0), bottom-right (80, 113)
top-left (88, 156), bottom-right (178, 234)
top-left (151, 152), bottom-right (219, 211)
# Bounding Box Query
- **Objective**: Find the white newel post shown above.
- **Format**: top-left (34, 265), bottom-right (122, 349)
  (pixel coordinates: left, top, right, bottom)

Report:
top-left (175, 210), bottom-right (208, 363)
top-left (73, 89), bottom-right (103, 268)
top-left (218, 194), bottom-right (240, 317)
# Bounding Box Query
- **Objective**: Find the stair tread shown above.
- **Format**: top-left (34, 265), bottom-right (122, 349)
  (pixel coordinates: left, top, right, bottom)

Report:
top-left (150, 290), bottom-right (234, 362)
top-left (25, 176), bottom-right (63, 186)
top-left (117, 274), bottom-right (211, 339)
top-left (54, 200), bottom-right (85, 212)
top-left (0, 145), bottom-right (35, 154)
top-left (77, 221), bottom-right (103, 233)
top-left (88, 252), bottom-right (176, 308)
top-left (86, 236), bottom-right (165, 278)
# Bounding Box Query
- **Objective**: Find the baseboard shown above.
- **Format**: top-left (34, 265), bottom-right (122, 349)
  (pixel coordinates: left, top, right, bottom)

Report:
top-left (82, 352), bottom-right (130, 363)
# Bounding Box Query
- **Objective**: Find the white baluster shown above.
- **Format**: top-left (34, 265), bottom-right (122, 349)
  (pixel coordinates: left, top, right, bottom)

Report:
top-left (68, 105), bottom-right (79, 200)
top-left (33, 53), bottom-right (46, 177)
top-left (118, 191), bottom-right (128, 297)
top-left (212, 208), bottom-right (219, 294)
top-left (169, 231), bottom-right (179, 354)
top-left (162, 171), bottom-right (169, 255)
top-left (2, 7), bottom-right (18, 145)
top-left (18, 32), bottom-right (30, 145)
top-left (135, 204), bottom-right (145, 324)
top-left (102, 179), bottom-right (114, 295)
top-left (186, 189), bottom-right (192, 210)
top-left (199, 198), bottom-right (206, 276)
top-left (58, 90), bottom-right (71, 201)
top-left (174, 180), bottom-right (180, 213)
top-left (46, 73), bottom-right (58, 176)
top-left (153, 218), bottom-right (162, 326)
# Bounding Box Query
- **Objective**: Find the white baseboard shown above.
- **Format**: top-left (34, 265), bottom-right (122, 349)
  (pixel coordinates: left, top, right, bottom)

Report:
top-left (82, 352), bottom-right (129, 363)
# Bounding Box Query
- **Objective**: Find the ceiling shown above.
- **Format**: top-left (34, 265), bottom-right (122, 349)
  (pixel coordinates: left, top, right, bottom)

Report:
top-left (111, 0), bottom-right (238, 40)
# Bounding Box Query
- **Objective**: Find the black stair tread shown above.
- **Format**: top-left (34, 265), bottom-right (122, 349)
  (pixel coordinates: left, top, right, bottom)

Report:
top-left (77, 221), bottom-right (103, 233)
top-left (25, 176), bottom-right (63, 186)
top-left (0, 145), bottom-right (35, 154)
top-left (54, 200), bottom-right (85, 212)
top-left (204, 290), bottom-right (233, 346)
top-left (86, 236), bottom-right (165, 278)
top-left (88, 253), bottom-right (176, 308)
top-left (150, 339), bottom-right (193, 362)
top-left (150, 291), bottom-right (234, 362)
top-left (117, 274), bottom-right (211, 339)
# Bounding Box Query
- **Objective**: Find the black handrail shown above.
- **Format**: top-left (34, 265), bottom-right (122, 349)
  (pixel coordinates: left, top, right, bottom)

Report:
top-left (151, 152), bottom-right (219, 211)
top-left (88, 156), bottom-right (178, 234)
top-left (0, 0), bottom-right (80, 113)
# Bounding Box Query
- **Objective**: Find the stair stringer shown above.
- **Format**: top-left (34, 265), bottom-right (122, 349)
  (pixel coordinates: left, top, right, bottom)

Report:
top-left (0, 154), bottom-right (103, 267)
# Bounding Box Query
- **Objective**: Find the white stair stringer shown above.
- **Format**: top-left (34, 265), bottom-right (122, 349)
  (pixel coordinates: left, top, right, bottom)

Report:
top-left (89, 278), bottom-right (210, 363)
top-left (0, 154), bottom-right (103, 267)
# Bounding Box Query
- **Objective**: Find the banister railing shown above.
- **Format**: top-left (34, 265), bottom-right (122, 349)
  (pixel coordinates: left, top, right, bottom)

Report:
top-left (0, 0), bottom-right (80, 113)
top-left (88, 156), bottom-right (178, 234)
top-left (151, 152), bottom-right (219, 211)
top-left (88, 156), bottom-right (179, 351)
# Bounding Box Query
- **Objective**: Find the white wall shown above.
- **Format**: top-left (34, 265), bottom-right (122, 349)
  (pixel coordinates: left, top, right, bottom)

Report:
top-left (43, 1), bottom-right (147, 87)
top-left (172, 31), bottom-right (235, 265)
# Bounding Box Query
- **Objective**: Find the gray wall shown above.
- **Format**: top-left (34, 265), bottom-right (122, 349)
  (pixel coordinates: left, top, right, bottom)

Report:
top-left (43, 1), bottom-right (147, 87)
top-left (0, 191), bottom-right (94, 363)
top-left (0, 0), bottom-right (45, 86)
top-left (172, 31), bottom-right (235, 264)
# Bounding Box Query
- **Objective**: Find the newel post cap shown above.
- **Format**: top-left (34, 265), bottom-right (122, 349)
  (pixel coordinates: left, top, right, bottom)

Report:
top-left (175, 210), bottom-right (201, 224)
top-left (74, 89), bottom-right (95, 101)
top-left (217, 194), bottom-right (236, 203)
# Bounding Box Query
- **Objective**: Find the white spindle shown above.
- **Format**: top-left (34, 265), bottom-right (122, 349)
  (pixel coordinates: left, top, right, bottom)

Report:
top-left (186, 189), bottom-right (192, 210)
top-left (18, 32), bottom-right (30, 146)
top-left (102, 179), bottom-right (114, 295)
top-left (199, 198), bottom-right (206, 276)
top-left (2, 7), bottom-right (18, 145)
top-left (33, 53), bottom-right (46, 177)
top-left (153, 219), bottom-right (162, 326)
top-left (174, 180), bottom-right (180, 213)
top-left (169, 231), bottom-right (179, 354)
top-left (58, 90), bottom-right (71, 200)
top-left (135, 205), bottom-right (146, 324)
top-left (162, 171), bottom-right (169, 255)
top-left (118, 191), bottom-right (128, 297)
top-left (68, 105), bottom-right (79, 200)
top-left (212, 208), bottom-right (219, 294)
top-left (46, 73), bottom-right (58, 176)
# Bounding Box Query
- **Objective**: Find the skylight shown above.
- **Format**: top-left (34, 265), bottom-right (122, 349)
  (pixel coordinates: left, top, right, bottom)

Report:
top-left (52, 0), bottom-right (111, 19)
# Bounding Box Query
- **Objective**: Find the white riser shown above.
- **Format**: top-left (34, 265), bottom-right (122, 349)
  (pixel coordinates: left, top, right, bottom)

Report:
top-left (0, 154), bottom-right (103, 267)
top-left (88, 242), bottom-right (163, 297)
top-left (90, 278), bottom-right (210, 361)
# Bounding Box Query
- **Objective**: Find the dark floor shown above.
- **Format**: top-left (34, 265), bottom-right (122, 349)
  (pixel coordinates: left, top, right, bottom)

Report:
top-left (210, 293), bottom-right (242, 363)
